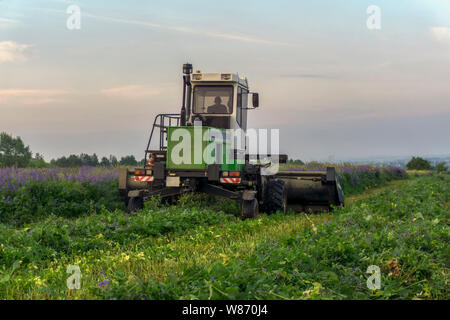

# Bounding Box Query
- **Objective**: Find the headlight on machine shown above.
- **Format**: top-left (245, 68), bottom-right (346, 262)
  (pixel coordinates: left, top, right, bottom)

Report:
top-left (135, 169), bottom-right (145, 175)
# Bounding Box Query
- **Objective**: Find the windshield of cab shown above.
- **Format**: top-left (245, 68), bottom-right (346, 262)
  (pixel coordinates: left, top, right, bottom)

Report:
top-left (193, 85), bottom-right (233, 114)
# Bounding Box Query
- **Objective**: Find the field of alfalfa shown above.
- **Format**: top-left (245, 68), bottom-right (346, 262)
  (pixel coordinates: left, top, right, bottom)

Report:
top-left (0, 164), bottom-right (448, 299)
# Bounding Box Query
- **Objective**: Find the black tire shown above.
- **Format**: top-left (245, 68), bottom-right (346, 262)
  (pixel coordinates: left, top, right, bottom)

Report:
top-left (241, 198), bottom-right (259, 220)
top-left (265, 179), bottom-right (288, 214)
top-left (127, 196), bottom-right (144, 213)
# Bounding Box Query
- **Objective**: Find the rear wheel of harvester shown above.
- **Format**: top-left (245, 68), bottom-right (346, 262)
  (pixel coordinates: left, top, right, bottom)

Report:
top-left (241, 198), bottom-right (259, 220)
top-left (265, 179), bottom-right (288, 214)
top-left (127, 196), bottom-right (144, 213)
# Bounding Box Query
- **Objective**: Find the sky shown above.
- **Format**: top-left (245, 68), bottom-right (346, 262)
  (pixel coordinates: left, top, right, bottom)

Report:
top-left (0, 0), bottom-right (449, 162)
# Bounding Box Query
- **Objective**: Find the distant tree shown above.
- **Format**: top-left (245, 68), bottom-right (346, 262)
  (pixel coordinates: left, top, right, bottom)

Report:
top-left (91, 153), bottom-right (99, 166)
top-left (406, 157), bottom-right (432, 170)
top-left (109, 155), bottom-right (118, 167)
top-left (53, 156), bottom-right (67, 167)
top-left (52, 153), bottom-right (101, 167)
top-left (80, 153), bottom-right (89, 165)
top-left (67, 154), bottom-right (82, 167)
top-left (53, 154), bottom-right (73, 167)
top-left (29, 153), bottom-right (48, 168)
top-left (0, 132), bottom-right (32, 167)
top-left (80, 153), bottom-right (98, 166)
top-left (35, 153), bottom-right (44, 161)
top-left (288, 159), bottom-right (305, 165)
top-left (119, 155), bottom-right (138, 166)
top-left (100, 156), bottom-right (111, 167)
top-left (434, 162), bottom-right (448, 173)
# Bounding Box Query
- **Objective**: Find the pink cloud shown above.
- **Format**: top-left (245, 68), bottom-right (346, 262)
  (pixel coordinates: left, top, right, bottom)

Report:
top-left (0, 89), bottom-right (67, 105)
top-left (101, 85), bottom-right (163, 99)
top-left (0, 41), bottom-right (31, 63)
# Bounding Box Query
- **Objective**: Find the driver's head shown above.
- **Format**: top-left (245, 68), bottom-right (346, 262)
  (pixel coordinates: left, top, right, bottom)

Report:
top-left (214, 96), bottom-right (222, 104)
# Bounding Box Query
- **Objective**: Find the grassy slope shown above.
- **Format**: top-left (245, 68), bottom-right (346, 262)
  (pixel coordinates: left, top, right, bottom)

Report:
top-left (0, 175), bottom-right (448, 299)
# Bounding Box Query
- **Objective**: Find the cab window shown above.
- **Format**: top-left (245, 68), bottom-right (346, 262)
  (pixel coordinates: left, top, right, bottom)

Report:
top-left (193, 86), bottom-right (234, 114)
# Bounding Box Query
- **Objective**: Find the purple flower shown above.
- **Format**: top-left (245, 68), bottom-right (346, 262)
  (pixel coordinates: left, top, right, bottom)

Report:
top-left (98, 279), bottom-right (110, 289)
top-left (0, 166), bottom-right (119, 192)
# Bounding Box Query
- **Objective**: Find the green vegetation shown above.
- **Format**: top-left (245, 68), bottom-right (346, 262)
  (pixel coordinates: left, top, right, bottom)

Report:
top-left (0, 132), bottom-right (32, 168)
top-left (435, 162), bottom-right (448, 173)
top-left (0, 179), bottom-right (124, 226)
top-left (0, 167), bottom-right (123, 226)
top-left (50, 154), bottom-right (143, 167)
top-left (0, 175), bottom-right (448, 299)
top-left (0, 132), bottom-right (141, 168)
top-left (406, 156), bottom-right (432, 171)
top-left (338, 166), bottom-right (407, 195)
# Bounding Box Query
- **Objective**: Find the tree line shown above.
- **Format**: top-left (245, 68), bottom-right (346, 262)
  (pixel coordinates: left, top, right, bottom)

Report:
top-left (0, 132), bottom-right (143, 168)
top-left (49, 154), bottom-right (143, 167)
top-left (1, 132), bottom-right (448, 172)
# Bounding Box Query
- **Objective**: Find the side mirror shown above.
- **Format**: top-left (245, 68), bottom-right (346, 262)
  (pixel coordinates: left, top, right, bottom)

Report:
top-left (252, 93), bottom-right (259, 108)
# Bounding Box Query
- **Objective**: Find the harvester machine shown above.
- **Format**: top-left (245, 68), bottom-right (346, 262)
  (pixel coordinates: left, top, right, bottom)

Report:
top-left (119, 64), bottom-right (344, 218)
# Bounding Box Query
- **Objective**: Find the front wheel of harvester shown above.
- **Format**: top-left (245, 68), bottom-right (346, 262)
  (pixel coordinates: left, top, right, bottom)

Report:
top-left (265, 179), bottom-right (288, 214)
top-left (241, 198), bottom-right (259, 220)
top-left (127, 196), bottom-right (144, 213)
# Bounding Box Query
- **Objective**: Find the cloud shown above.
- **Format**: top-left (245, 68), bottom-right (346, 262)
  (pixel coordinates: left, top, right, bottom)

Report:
top-left (0, 41), bottom-right (31, 63)
top-left (430, 27), bottom-right (450, 43)
top-left (0, 89), bottom-right (67, 104)
top-left (0, 17), bottom-right (21, 29)
top-left (0, 17), bottom-right (20, 24)
top-left (101, 85), bottom-right (163, 99)
top-left (84, 12), bottom-right (293, 46)
top-left (30, 7), bottom-right (294, 46)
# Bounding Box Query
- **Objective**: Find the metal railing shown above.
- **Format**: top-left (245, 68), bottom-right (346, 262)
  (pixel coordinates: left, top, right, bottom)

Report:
top-left (144, 113), bottom-right (180, 161)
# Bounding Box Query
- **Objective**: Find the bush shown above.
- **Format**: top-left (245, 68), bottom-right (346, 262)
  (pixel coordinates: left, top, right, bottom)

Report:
top-left (338, 166), bottom-right (407, 195)
top-left (0, 179), bottom-right (124, 225)
top-left (434, 162), bottom-right (448, 173)
top-left (406, 157), bottom-right (432, 170)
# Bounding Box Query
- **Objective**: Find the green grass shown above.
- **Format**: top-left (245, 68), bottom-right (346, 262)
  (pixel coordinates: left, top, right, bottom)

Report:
top-left (0, 175), bottom-right (448, 299)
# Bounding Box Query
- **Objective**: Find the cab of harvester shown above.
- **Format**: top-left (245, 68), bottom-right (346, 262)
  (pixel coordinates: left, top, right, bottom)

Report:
top-left (182, 64), bottom-right (258, 132)
top-left (160, 64), bottom-right (259, 173)
top-left (119, 63), bottom-right (344, 218)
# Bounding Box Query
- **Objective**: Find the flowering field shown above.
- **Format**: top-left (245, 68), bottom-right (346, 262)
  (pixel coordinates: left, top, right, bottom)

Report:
top-left (1, 164), bottom-right (448, 300)
top-left (0, 163), bottom-right (407, 224)
top-left (0, 164), bottom-right (407, 226)
top-left (0, 166), bottom-right (119, 191)
top-left (0, 167), bottom-right (123, 225)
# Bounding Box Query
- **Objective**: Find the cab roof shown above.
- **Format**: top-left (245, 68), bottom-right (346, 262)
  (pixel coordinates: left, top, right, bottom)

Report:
top-left (191, 72), bottom-right (248, 87)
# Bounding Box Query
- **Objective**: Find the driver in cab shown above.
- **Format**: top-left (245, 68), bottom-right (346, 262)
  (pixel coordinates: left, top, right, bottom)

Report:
top-left (207, 96), bottom-right (228, 114)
